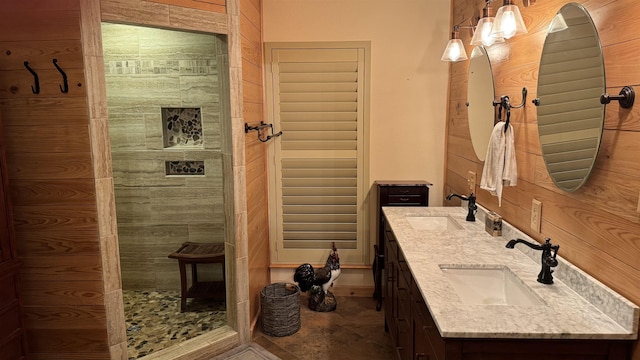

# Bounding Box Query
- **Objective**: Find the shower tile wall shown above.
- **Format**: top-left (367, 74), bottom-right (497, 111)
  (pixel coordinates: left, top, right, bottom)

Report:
top-left (102, 23), bottom-right (227, 291)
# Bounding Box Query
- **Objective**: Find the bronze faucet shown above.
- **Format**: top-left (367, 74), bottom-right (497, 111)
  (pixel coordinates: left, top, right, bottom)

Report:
top-left (446, 192), bottom-right (477, 222)
top-left (505, 238), bottom-right (559, 284)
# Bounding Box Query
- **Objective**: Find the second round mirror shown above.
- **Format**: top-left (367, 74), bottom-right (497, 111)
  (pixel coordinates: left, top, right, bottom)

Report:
top-left (467, 46), bottom-right (496, 161)
top-left (536, 3), bottom-right (605, 192)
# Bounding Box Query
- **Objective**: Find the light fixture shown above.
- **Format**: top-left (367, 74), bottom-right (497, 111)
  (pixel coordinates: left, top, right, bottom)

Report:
top-left (470, 1), bottom-right (504, 47)
top-left (441, 25), bottom-right (468, 62)
top-left (490, 0), bottom-right (527, 40)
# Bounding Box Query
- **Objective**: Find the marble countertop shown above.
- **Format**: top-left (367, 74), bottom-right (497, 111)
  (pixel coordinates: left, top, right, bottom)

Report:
top-left (382, 205), bottom-right (639, 340)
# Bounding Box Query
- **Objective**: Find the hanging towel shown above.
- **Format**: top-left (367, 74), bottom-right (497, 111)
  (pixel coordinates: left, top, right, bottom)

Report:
top-left (480, 122), bottom-right (517, 206)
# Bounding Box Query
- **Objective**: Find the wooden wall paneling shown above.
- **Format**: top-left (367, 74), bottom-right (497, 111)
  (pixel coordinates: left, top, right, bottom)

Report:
top-left (100, 0), bottom-right (171, 27)
top-left (446, 135), bottom-right (477, 165)
top-left (5, 126), bottom-right (90, 154)
top-left (0, 110), bottom-right (28, 359)
top-left (0, 1), bottom-right (114, 357)
top-left (597, 130), bottom-right (640, 178)
top-left (591, 0), bottom-right (640, 46)
top-left (0, 98), bottom-right (89, 126)
top-left (604, 102), bottom-right (640, 131)
top-left (0, 40), bottom-right (83, 71)
top-left (602, 39), bottom-right (640, 88)
top-left (21, 280), bottom-right (104, 306)
top-left (240, 13), bottom-right (261, 47)
top-left (6, 152), bottom-right (94, 180)
top-left (243, 101), bottom-right (263, 124)
top-left (0, 10), bottom-right (81, 42)
top-left (242, 80), bottom-right (263, 106)
top-left (0, 67), bottom-right (86, 98)
top-left (148, 0), bottom-right (226, 13)
top-left (242, 58), bottom-right (262, 88)
top-left (26, 328), bottom-right (109, 354)
top-left (10, 179), bottom-right (96, 206)
top-left (168, 5), bottom-right (228, 32)
top-left (23, 305), bottom-right (106, 330)
top-left (240, 0), bottom-right (261, 30)
top-left (240, 0), bottom-right (268, 325)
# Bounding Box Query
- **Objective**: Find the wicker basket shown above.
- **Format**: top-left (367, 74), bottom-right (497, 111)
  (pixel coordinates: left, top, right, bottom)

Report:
top-left (260, 282), bottom-right (301, 337)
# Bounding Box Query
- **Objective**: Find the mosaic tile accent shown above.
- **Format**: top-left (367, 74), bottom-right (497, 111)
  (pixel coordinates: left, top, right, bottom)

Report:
top-left (123, 290), bottom-right (226, 359)
top-left (166, 160), bottom-right (205, 176)
top-left (163, 107), bottom-right (203, 147)
top-left (104, 59), bottom-right (218, 75)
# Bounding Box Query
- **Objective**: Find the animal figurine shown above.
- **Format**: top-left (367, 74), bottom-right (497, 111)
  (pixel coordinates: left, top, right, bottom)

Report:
top-left (293, 243), bottom-right (341, 312)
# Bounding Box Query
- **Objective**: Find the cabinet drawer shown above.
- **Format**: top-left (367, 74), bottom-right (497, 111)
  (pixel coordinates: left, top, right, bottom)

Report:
top-left (387, 194), bottom-right (425, 205)
top-left (386, 186), bottom-right (426, 196)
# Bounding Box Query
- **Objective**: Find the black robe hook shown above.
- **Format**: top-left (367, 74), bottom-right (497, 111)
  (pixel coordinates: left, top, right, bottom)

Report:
top-left (23, 61), bottom-right (40, 94)
top-left (52, 59), bottom-right (69, 93)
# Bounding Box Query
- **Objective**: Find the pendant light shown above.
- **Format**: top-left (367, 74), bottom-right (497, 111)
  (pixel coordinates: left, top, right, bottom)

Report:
top-left (441, 26), bottom-right (468, 62)
top-left (470, 2), bottom-right (504, 47)
top-left (490, 0), bottom-right (527, 40)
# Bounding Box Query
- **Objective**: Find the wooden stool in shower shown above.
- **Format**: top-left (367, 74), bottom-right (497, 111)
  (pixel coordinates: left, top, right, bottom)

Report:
top-left (168, 242), bottom-right (225, 312)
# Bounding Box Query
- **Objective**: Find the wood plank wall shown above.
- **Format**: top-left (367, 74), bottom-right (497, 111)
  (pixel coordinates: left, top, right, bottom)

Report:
top-left (239, 0), bottom-right (270, 324)
top-left (0, 1), bottom-right (114, 358)
top-left (446, 0), bottom-right (640, 357)
top-left (0, 0), bottom-right (272, 357)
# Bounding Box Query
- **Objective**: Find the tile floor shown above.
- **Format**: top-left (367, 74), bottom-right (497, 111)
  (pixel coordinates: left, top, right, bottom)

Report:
top-left (122, 290), bottom-right (394, 360)
top-left (123, 290), bottom-right (227, 359)
top-left (253, 295), bottom-right (395, 360)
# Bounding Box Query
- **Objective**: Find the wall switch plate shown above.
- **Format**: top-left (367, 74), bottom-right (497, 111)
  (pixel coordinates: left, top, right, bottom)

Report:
top-left (531, 199), bottom-right (542, 232)
top-left (468, 171), bottom-right (476, 193)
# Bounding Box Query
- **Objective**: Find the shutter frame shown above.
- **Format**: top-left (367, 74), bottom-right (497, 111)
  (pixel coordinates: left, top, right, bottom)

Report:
top-left (265, 42), bottom-right (370, 264)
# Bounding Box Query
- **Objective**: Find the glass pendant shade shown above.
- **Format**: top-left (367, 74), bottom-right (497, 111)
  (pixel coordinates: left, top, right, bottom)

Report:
top-left (441, 31), bottom-right (468, 62)
top-left (471, 17), bottom-right (504, 46)
top-left (471, 5), bottom-right (504, 47)
top-left (490, 0), bottom-right (527, 40)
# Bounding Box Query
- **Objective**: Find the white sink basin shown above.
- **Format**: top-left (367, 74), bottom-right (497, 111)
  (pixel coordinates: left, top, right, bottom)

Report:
top-left (439, 265), bottom-right (545, 306)
top-left (407, 216), bottom-right (462, 231)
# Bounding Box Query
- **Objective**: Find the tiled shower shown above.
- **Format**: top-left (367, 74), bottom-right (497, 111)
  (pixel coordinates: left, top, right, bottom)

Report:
top-left (101, 23), bottom-right (230, 358)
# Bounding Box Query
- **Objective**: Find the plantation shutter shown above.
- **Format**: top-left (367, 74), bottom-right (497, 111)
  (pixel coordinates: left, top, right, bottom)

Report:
top-left (265, 43), bottom-right (369, 264)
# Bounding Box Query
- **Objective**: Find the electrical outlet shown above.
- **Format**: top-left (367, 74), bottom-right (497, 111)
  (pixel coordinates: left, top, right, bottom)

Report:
top-left (531, 199), bottom-right (542, 232)
top-left (467, 171), bottom-right (476, 193)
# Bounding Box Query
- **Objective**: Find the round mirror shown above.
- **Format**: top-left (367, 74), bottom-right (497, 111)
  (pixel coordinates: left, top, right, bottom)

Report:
top-left (467, 46), bottom-right (496, 161)
top-left (536, 3), bottom-right (605, 192)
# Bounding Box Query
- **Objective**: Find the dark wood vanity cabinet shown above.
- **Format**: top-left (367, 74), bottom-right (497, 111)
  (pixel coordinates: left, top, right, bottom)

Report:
top-left (374, 181), bottom-right (430, 311)
top-left (383, 217), bottom-right (632, 360)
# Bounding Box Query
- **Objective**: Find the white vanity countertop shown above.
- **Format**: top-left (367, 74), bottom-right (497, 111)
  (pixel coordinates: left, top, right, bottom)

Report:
top-left (383, 206), bottom-right (639, 340)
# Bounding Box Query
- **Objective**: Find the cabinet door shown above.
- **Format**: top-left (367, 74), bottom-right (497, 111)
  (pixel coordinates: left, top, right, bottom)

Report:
top-left (396, 269), bottom-right (412, 360)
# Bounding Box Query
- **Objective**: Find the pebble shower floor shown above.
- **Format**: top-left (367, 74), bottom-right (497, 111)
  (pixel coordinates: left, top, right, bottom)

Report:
top-left (123, 290), bottom-right (226, 359)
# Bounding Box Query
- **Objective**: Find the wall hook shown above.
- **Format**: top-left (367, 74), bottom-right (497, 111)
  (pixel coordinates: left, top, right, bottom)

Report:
top-left (23, 61), bottom-right (40, 94)
top-left (52, 58), bottom-right (69, 93)
top-left (244, 121), bottom-right (283, 143)
top-left (600, 85), bottom-right (635, 109)
top-left (493, 88), bottom-right (527, 133)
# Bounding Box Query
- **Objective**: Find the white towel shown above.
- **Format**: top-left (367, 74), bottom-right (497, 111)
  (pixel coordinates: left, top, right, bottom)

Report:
top-left (480, 122), bottom-right (517, 206)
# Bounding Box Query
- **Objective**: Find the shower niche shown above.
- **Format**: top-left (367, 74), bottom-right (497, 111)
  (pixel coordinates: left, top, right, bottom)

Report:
top-left (163, 107), bottom-right (204, 147)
